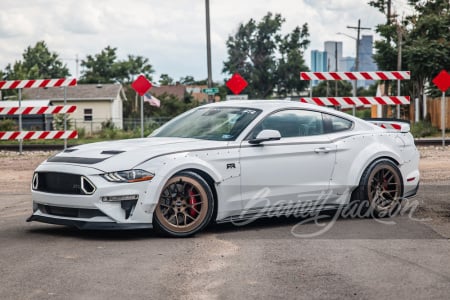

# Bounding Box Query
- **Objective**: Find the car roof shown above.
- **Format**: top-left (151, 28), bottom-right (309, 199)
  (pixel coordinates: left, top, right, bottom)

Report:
top-left (206, 99), bottom-right (310, 109)
top-left (203, 99), bottom-right (358, 120)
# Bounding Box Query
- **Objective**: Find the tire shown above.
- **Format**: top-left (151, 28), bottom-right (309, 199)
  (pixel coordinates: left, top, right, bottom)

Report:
top-left (153, 171), bottom-right (214, 237)
top-left (350, 159), bottom-right (403, 218)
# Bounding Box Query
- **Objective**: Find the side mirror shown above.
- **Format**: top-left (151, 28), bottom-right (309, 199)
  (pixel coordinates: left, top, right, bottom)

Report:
top-left (248, 129), bottom-right (281, 145)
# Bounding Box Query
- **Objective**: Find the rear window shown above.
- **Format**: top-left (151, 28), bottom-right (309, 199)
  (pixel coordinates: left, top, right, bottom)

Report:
top-left (323, 114), bottom-right (353, 133)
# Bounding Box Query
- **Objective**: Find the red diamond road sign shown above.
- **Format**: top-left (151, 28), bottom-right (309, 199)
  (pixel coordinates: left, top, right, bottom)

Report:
top-left (432, 70), bottom-right (450, 93)
top-left (132, 75), bottom-right (152, 96)
top-left (226, 73), bottom-right (248, 95)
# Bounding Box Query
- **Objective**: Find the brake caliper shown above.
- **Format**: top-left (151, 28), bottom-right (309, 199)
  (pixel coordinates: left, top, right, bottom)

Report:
top-left (188, 189), bottom-right (198, 218)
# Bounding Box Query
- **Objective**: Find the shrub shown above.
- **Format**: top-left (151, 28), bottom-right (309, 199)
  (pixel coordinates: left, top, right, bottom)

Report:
top-left (411, 120), bottom-right (439, 138)
top-left (101, 119), bottom-right (115, 130)
top-left (76, 127), bottom-right (86, 139)
top-left (53, 114), bottom-right (73, 130)
top-left (0, 119), bottom-right (17, 131)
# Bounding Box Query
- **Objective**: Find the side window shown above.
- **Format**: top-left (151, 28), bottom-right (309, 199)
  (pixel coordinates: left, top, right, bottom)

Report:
top-left (323, 114), bottom-right (353, 133)
top-left (251, 110), bottom-right (324, 138)
top-left (84, 108), bottom-right (93, 121)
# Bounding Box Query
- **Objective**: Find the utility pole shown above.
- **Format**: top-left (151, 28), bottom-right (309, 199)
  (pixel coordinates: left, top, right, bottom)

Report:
top-left (396, 21), bottom-right (403, 119)
top-left (385, 0), bottom-right (392, 116)
top-left (335, 42), bottom-right (338, 97)
top-left (205, 0), bottom-right (213, 102)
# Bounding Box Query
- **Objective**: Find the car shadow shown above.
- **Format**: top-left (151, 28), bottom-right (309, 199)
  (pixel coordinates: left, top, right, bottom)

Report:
top-left (24, 210), bottom-right (338, 240)
top-left (26, 226), bottom-right (158, 240)
top-left (25, 209), bottom-right (438, 240)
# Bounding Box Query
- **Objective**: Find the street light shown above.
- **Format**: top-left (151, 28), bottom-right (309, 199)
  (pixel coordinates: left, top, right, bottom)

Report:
top-left (205, 0), bottom-right (213, 102)
top-left (336, 31), bottom-right (359, 98)
top-left (337, 32), bottom-right (358, 116)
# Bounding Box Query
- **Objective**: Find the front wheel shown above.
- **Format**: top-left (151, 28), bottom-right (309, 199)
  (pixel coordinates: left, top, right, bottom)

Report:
top-left (351, 159), bottom-right (403, 217)
top-left (153, 171), bottom-right (214, 237)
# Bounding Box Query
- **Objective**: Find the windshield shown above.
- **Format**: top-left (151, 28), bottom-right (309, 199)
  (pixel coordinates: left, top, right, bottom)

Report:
top-left (153, 107), bottom-right (262, 141)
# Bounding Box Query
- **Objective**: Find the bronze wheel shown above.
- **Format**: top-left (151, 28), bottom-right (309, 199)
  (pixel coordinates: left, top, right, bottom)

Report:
top-left (351, 159), bottom-right (403, 217)
top-left (154, 171), bottom-right (214, 237)
top-left (367, 163), bottom-right (402, 212)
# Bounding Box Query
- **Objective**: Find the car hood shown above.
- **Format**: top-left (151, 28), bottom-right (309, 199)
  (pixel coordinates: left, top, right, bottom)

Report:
top-left (44, 137), bottom-right (228, 172)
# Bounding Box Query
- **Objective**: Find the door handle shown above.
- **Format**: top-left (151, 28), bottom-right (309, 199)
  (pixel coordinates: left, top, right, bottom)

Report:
top-left (314, 147), bottom-right (332, 153)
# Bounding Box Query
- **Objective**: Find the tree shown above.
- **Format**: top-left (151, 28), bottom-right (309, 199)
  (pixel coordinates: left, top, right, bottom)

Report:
top-left (403, 0), bottom-right (450, 101)
top-left (276, 24), bottom-right (310, 98)
top-left (369, 0), bottom-right (450, 119)
top-left (312, 81), bottom-right (353, 97)
top-left (4, 41), bottom-right (70, 80)
top-left (179, 75), bottom-right (196, 85)
top-left (159, 74), bottom-right (174, 85)
top-left (79, 46), bottom-right (154, 84)
top-left (79, 46), bottom-right (118, 84)
top-left (115, 55), bottom-right (154, 84)
top-left (223, 12), bottom-right (310, 99)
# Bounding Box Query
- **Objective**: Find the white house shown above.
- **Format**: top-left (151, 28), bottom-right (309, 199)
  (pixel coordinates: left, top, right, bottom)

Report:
top-left (23, 84), bottom-right (126, 133)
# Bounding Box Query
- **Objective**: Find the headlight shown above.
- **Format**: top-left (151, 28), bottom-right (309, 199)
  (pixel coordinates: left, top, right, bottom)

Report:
top-left (101, 169), bottom-right (154, 183)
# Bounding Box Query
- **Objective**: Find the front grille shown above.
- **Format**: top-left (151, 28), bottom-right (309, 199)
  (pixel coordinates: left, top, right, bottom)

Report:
top-left (38, 204), bottom-right (106, 218)
top-left (33, 172), bottom-right (96, 195)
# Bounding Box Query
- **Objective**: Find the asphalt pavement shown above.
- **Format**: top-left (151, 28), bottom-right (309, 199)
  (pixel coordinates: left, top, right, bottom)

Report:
top-left (1, 193), bottom-right (450, 300)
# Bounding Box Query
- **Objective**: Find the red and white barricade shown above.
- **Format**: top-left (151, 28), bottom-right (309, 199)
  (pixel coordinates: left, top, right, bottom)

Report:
top-left (0, 78), bottom-right (77, 89)
top-left (0, 130), bottom-right (78, 140)
top-left (300, 96), bottom-right (410, 107)
top-left (0, 78), bottom-right (78, 141)
top-left (300, 71), bottom-right (410, 81)
top-left (299, 71), bottom-right (410, 108)
top-left (0, 105), bottom-right (77, 115)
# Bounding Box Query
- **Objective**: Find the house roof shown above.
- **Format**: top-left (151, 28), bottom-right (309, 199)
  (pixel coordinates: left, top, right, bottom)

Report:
top-left (151, 85), bottom-right (186, 100)
top-left (23, 84), bottom-right (124, 101)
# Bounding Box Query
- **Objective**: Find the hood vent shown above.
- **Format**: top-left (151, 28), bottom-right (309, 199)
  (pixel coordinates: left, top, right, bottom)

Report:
top-left (47, 156), bottom-right (107, 164)
top-left (101, 150), bottom-right (125, 155)
top-left (64, 148), bottom-right (78, 153)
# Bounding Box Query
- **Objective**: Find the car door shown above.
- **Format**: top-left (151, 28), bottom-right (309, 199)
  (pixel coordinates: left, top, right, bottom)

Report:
top-left (239, 109), bottom-right (337, 213)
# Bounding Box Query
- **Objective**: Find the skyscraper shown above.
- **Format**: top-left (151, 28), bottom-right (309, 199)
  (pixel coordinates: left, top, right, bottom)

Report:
top-left (358, 35), bottom-right (378, 88)
top-left (310, 50), bottom-right (327, 87)
top-left (324, 41), bottom-right (343, 72)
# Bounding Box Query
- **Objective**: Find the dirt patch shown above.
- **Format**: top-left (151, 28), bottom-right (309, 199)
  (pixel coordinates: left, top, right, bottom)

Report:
top-left (418, 146), bottom-right (450, 183)
top-left (0, 151), bottom-right (55, 195)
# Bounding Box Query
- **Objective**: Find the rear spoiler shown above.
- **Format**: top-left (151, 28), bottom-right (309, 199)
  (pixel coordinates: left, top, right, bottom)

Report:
top-left (364, 118), bottom-right (410, 133)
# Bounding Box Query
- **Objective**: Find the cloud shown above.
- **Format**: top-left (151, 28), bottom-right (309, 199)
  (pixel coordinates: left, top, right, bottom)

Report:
top-left (0, 0), bottom-right (406, 81)
top-left (0, 10), bottom-right (34, 38)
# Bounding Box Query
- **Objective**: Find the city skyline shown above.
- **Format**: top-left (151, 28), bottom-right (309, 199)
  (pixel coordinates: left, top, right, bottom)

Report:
top-left (310, 35), bottom-right (378, 88)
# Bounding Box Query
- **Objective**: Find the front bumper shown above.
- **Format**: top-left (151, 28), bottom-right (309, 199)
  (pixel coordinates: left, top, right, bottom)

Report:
top-left (26, 214), bottom-right (152, 230)
top-left (29, 163), bottom-right (160, 229)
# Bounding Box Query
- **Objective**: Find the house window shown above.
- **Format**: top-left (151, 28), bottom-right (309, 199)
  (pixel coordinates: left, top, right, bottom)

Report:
top-left (84, 108), bottom-right (93, 121)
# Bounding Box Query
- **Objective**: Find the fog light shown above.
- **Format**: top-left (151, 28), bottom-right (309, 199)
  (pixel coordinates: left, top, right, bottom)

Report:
top-left (101, 194), bottom-right (139, 202)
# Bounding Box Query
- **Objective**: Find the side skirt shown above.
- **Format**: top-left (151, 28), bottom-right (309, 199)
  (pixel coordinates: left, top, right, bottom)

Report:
top-left (216, 203), bottom-right (344, 224)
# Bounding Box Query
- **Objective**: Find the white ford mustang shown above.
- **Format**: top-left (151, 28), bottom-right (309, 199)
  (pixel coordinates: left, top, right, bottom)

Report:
top-left (28, 100), bottom-right (420, 237)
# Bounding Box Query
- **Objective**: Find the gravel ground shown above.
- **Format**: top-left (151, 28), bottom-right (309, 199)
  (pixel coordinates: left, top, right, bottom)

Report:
top-left (418, 146), bottom-right (450, 183)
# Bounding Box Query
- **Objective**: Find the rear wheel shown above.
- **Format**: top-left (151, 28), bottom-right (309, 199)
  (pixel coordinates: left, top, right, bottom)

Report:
top-left (153, 171), bottom-right (214, 237)
top-left (351, 159), bottom-right (403, 217)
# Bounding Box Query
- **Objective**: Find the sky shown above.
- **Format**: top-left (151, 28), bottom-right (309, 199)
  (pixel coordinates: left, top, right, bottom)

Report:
top-left (0, 0), bottom-right (413, 83)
